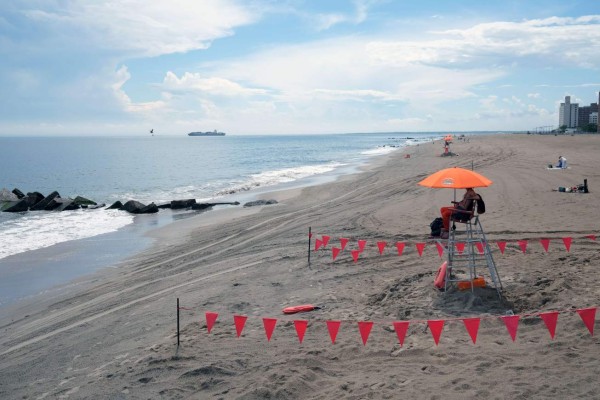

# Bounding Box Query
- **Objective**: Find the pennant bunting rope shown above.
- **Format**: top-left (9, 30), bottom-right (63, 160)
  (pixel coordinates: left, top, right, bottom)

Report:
top-left (393, 321), bottom-right (410, 346)
top-left (263, 318), bottom-right (277, 341)
top-left (562, 237), bottom-right (572, 252)
top-left (540, 238), bottom-right (550, 252)
top-left (327, 320), bottom-right (341, 344)
top-left (396, 242), bottom-right (405, 256)
top-left (435, 242), bottom-right (444, 258)
top-left (463, 318), bottom-right (481, 344)
top-left (497, 241), bottom-right (507, 254)
top-left (206, 312), bottom-right (218, 334)
top-left (340, 238), bottom-right (349, 251)
top-left (501, 315), bottom-right (521, 342)
top-left (540, 312), bottom-right (559, 339)
top-left (308, 231), bottom-right (598, 263)
top-left (189, 305), bottom-right (597, 347)
top-left (427, 320), bottom-right (445, 346)
top-left (294, 320), bottom-right (308, 343)
top-left (358, 321), bottom-right (374, 346)
top-left (415, 242), bottom-right (426, 257)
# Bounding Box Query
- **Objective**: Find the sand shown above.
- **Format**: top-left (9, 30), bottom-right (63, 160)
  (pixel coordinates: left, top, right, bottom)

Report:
top-left (1, 133), bottom-right (599, 399)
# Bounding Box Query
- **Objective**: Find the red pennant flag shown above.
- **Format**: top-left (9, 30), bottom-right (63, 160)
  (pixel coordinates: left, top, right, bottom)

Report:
top-left (435, 242), bottom-right (444, 258)
top-left (377, 241), bottom-right (387, 255)
top-left (395, 242), bottom-right (405, 256)
top-left (517, 240), bottom-right (528, 253)
top-left (540, 238), bottom-right (550, 252)
top-left (332, 247), bottom-right (341, 261)
top-left (314, 238), bottom-right (323, 251)
top-left (475, 242), bottom-right (484, 254)
top-left (322, 235), bottom-right (330, 247)
top-left (340, 238), bottom-right (349, 251)
top-left (393, 321), bottom-right (410, 347)
top-left (585, 234), bottom-right (596, 241)
top-left (309, 232), bottom-right (313, 239)
top-left (358, 321), bottom-right (374, 346)
top-left (262, 318), bottom-right (277, 341)
top-left (327, 320), bottom-right (341, 344)
top-left (358, 240), bottom-right (367, 252)
top-left (234, 315), bottom-right (247, 338)
top-left (294, 320), bottom-right (308, 343)
top-left (497, 241), bottom-right (507, 254)
top-left (539, 312), bottom-right (559, 339)
top-left (351, 250), bottom-right (360, 263)
top-left (455, 242), bottom-right (465, 254)
top-left (562, 237), bottom-right (572, 252)
top-left (415, 242), bottom-right (426, 257)
top-left (577, 307), bottom-right (597, 336)
top-left (501, 315), bottom-right (520, 342)
top-left (462, 318), bottom-right (480, 344)
top-left (427, 320), bottom-right (445, 346)
top-left (205, 312), bottom-right (219, 334)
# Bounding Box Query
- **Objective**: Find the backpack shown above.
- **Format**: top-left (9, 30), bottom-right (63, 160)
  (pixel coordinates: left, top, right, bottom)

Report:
top-left (476, 195), bottom-right (485, 214)
top-left (430, 217), bottom-right (443, 237)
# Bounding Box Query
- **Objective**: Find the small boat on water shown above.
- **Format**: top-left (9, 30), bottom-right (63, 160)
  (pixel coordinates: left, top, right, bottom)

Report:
top-left (188, 130), bottom-right (225, 136)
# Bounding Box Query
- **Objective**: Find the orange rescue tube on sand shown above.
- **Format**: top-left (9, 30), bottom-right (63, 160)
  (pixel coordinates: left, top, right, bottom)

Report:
top-left (282, 304), bottom-right (318, 314)
top-left (434, 261), bottom-right (448, 290)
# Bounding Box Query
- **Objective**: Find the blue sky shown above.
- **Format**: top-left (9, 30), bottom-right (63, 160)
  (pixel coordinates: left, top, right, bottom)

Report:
top-left (1, 0), bottom-right (599, 136)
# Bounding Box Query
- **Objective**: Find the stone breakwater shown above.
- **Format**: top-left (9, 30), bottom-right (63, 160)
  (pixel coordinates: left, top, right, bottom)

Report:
top-left (1, 187), bottom-right (276, 214)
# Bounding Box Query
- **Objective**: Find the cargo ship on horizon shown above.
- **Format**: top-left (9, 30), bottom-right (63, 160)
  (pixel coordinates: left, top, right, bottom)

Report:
top-left (188, 130), bottom-right (225, 136)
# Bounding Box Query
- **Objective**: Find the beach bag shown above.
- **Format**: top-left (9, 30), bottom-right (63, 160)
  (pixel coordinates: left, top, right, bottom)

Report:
top-left (476, 196), bottom-right (485, 214)
top-left (430, 217), bottom-right (443, 237)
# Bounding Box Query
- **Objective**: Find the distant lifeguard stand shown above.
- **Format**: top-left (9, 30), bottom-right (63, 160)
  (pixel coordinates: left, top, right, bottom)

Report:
top-left (441, 134), bottom-right (456, 157)
top-left (442, 203), bottom-right (503, 299)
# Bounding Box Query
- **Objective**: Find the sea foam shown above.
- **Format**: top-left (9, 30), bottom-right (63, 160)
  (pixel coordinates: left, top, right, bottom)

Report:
top-left (216, 162), bottom-right (345, 196)
top-left (0, 209), bottom-right (133, 260)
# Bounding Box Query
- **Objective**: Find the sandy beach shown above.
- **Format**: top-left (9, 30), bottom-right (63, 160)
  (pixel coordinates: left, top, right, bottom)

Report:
top-left (1, 133), bottom-right (599, 399)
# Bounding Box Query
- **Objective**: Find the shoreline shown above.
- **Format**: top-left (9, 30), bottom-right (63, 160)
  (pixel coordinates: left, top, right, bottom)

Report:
top-left (0, 143), bottom-right (408, 309)
top-left (2, 133), bottom-right (599, 399)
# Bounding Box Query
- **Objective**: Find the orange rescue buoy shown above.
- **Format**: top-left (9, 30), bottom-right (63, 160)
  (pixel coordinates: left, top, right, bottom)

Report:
top-left (434, 261), bottom-right (448, 290)
top-left (282, 304), bottom-right (319, 314)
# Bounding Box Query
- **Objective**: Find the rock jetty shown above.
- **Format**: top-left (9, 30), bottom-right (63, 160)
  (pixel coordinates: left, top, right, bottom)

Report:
top-left (1, 187), bottom-right (241, 215)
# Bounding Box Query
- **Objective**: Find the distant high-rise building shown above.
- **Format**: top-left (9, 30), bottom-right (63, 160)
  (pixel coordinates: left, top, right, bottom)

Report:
top-left (598, 92), bottom-right (600, 133)
top-left (578, 103), bottom-right (598, 128)
top-left (559, 96), bottom-right (579, 128)
top-left (591, 112), bottom-right (598, 125)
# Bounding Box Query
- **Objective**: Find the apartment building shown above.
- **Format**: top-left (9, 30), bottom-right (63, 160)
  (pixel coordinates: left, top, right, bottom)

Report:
top-left (559, 96), bottom-right (579, 128)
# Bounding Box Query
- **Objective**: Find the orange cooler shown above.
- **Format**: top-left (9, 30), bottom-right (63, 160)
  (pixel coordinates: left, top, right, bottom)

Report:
top-left (457, 277), bottom-right (486, 290)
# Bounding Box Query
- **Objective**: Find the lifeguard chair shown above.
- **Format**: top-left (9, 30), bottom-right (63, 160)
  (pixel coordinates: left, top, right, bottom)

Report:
top-left (441, 134), bottom-right (455, 157)
top-left (442, 199), bottom-right (503, 298)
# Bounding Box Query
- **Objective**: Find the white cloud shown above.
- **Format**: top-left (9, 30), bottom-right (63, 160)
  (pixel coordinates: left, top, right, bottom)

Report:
top-left (312, 0), bottom-right (371, 31)
top-left (366, 15), bottom-right (600, 69)
top-left (161, 72), bottom-right (269, 96)
top-left (24, 0), bottom-right (259, 57)
top-left (3, 2), bottom-right (599, 135)
top-left (113, 65), bottom-right (166, 114)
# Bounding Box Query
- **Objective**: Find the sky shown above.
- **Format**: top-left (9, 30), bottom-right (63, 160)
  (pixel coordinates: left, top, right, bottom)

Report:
top-left (1, 0), bottom-right (599, 136)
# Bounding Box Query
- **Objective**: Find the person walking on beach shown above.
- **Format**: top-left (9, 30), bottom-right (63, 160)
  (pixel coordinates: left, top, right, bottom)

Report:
top-left (439, 188), bottom-right (481, 238)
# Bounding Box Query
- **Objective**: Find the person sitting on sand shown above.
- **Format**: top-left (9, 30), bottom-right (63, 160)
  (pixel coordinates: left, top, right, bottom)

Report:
top-left (439, 188), bottom-right (481, 238)
top-left (556, 155), bottom-right (567, 169)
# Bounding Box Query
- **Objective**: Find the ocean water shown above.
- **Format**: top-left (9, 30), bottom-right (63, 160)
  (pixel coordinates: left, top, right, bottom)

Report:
top-left (0, 133), bottom-right (441, 305)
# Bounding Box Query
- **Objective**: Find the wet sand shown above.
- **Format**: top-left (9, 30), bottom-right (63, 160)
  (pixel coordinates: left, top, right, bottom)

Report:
top-left (1, 133), bottom-right (599, 399)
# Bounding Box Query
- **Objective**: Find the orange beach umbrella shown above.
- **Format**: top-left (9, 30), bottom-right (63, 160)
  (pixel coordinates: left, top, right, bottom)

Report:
top-left (418, 167), bottom-right (492, 189)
